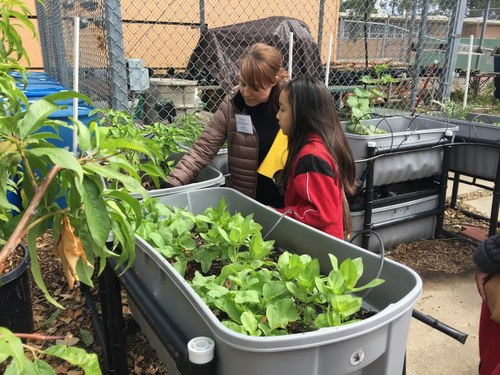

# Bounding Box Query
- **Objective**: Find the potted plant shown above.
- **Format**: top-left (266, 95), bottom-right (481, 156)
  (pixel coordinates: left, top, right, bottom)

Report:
top-left (97, 108), bottom-right (225, 198)
top-left (125, 188), bottom-right (422, 375)
top-left (173, 112), bottom-right (229, 177)
top-left (342, 74), bottom-right (457, 186)
top-left (0, 0), bottom-right (156, 371)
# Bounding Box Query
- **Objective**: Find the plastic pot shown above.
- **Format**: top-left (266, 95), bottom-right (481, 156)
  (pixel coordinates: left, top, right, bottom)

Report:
top-left (0, 244), bottom-right (33, 333)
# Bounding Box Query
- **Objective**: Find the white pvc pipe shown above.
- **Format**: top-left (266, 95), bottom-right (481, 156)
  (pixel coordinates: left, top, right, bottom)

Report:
top-left (72, 16), bottom-right (80, 155)
top-left (463, 35), bottom-right (473, 109)
top-left (324, 35), bottom-right (333, 86)
top-left (288, 32), bottom-right (294, 78)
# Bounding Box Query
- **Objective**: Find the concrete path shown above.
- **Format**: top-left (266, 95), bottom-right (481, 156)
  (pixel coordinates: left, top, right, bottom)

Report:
top-left (406, 271), bottom-right (481, 375)
top-left (446, 174), bottom-right (495, 217)
top-left (405, 173), bottom-right (493, 375)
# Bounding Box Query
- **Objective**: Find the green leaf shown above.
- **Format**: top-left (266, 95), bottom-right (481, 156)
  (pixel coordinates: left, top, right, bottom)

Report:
top-left (28, 148), bottom-right (83, 182)
top-left (79, 329), bottom-right (95, 347)
top-left (39, 309), bottom-right (61, 329)
top-left (32, 359), bottom-right (57, 374)
top-left (44, 345), bottom-right (101, 374)
top-left (328, 254), bottom-right (339, 271)
top-left (28, 232), bottom-right (63, 308)
top-left (240, 311), bottom-right (258, 335)
top-left (18, 98), bottom-right (60, 139)
top-left (221, 321), bottom-right (246, 335)
top-left (350, 278), bottom-right (385, 293)
top-left (234, 290), bottom-right (260, 304)
top-left (340, 258), bottom-right (360, 290)
top-left (330, 294), bottom-right (362, 319)
top-left (0, 327), bottom-right (25, 372)
top-left (266, 298), bottom-right (299, 330)
top-left (75, 118), bottom-right (92, 152)
top-left (262, 281), bottom-right (287, 302)
top-left (75, 257), bottom-right (94, 287)
top-left (223, 298), bottom-right (244, 324)
top-left (100, 138), bottom-right (155, 159)
top-left (102, 189), bottom-right (143, 230)
top-left (83, 162), bottom-right (146, 197)
top-left (82, 177), bottom-right (110, 245)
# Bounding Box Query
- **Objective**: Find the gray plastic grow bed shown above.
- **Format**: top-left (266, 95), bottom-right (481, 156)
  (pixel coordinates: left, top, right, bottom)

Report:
top-left (342, 116), bottom-right (457, 186)
top-left (130, 187), bottom-right (422, 375)
top-left (351, 193), bottom-right (439, 252)
top-left (440, 116), bottom-right (500, 180)
top-left (132, 153), bottom-right (225, 198)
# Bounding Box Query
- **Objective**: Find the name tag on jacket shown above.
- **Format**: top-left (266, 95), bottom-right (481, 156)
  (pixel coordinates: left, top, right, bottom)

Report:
top-left (235, 114), bottom-right (253, 134)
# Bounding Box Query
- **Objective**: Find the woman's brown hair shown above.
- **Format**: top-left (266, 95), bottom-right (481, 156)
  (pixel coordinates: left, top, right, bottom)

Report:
top-left (239, 43), bottom-right (288, 113)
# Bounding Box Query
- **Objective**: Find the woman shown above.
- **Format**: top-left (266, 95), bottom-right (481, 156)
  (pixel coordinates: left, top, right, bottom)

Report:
top-left (167, 43), bottom-right (288, 207)
top-left (274, 77), bottom-right (357, 239)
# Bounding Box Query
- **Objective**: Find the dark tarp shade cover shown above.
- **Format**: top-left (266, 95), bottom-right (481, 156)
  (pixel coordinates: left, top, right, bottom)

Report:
top-left (187, 16), bottom-right (323, 91)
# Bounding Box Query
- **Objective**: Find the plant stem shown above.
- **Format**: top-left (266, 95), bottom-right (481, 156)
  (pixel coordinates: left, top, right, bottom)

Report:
top-left (21, 150), bottom-right (38, 190)
top-left (17, 333), bottom-right (67, 341)
top-left (23, 208), bottom-right (70, 235)
top-left (0, 165), bottom-right (61, 272)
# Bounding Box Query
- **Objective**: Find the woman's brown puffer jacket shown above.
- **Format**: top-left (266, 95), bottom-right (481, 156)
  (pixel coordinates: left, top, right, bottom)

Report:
top-left (167, 88), bottom-right (260, 198)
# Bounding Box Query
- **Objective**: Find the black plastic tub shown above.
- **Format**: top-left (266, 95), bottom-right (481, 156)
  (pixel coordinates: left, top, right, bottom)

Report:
top-left (0, 244), bottom-right (33, 333)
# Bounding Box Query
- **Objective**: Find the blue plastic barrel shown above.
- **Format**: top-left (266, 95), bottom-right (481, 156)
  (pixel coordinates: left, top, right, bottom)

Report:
top-left (10, 71), bottom-right (57, 81)
top-left (44, 104), bottom-right (96, 151)
top-left (6, 187), bottom-right (22, 214)
top-left (21, 80), bottom-right (86, 107)
top-left (19, 82), bottom-right (68, 98)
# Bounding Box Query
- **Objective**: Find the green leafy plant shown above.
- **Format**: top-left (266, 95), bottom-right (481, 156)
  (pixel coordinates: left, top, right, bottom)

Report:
top-left (171, 112), bottom-right (230, 150)
top-left (432, 98), bottom-right (470, 120)
top-left (346, 64), bottom-right (394, 135)
top-left (98, 108), bottom-right (191, 189)
top-left (136, 198), bottom-right (385, 336)
top-left (0, 1), bottom-right (161, 372)
top-left (0, 327), bottom-right (99, 374)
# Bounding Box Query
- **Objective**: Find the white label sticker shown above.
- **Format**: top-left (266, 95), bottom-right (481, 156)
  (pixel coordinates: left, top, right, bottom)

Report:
top-left (235, 114), bottom-right (253, 134)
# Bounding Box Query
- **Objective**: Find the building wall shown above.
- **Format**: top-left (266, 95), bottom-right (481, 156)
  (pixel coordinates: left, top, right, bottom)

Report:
top-left (20, 2), bottom-right (43, 69)
top-left (462, 20), bottom-right (500, 39)
top-left (26, 0), bottom-right (342, 70)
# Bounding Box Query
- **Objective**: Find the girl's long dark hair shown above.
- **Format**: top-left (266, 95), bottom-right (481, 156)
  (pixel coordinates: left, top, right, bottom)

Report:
top-left (278, 77), bottom-right (357, 198)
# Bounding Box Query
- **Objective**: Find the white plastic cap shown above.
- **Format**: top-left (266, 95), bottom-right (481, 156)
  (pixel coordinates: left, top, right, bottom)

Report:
top-left (187, 336), bottom-right (215, 364)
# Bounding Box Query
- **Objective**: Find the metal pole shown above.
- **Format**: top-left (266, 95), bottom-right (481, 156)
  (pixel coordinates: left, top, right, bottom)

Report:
top-left (53, 0), bottom-right (70, 87)
top-left (405, 0), bottom-right (418, 64)
top-left (409, 0), bottom-right (430, 111)
top-left (104, 0), bottom-right (129, 111)
top-left (474, 0), bottom-right (491, 70)
top-left (441, 0), bottom-right (468, 99)
top-left (381, 18), bottom-right (388, 59)
top-left (199, 0), bottom-right (206, 30)
top-left (318, 0), bottom-right (326, 56)
top-left (463, 35), bottom-right (474, 108)
top-left (324, 35), bottom-right (333, 86)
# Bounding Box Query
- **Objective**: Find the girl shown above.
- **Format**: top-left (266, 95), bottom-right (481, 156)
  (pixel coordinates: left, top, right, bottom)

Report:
top-left (167, 43), bottom-right (288, 207)
top-left (275, 77), bottom-right (357, 239)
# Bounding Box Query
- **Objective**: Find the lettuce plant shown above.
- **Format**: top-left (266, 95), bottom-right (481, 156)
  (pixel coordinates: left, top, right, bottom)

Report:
top-left (137, 198), bottom-right (385, 336)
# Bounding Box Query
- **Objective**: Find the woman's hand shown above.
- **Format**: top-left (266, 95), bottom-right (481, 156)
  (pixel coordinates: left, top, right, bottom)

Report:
top-left (475, 269), bottom-right (490, 301)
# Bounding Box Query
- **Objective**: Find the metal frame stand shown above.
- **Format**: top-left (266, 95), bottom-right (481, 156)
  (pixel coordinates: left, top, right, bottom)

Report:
top-left (360, 138), bottom-right (451, 250)
top-left (445, 143), bottom-right (500, 242)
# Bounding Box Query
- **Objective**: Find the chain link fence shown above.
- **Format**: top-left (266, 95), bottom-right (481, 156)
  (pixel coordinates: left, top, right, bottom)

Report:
top-left (36, 0), bottom-right (475, 122)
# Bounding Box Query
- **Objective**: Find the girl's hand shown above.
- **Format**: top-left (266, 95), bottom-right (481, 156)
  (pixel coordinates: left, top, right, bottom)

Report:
top-left (475, 269), bottom-right (489, 301)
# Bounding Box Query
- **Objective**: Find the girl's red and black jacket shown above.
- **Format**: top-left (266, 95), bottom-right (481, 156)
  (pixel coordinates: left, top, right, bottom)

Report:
top-left (276, 134), bottom-right (344, 239)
